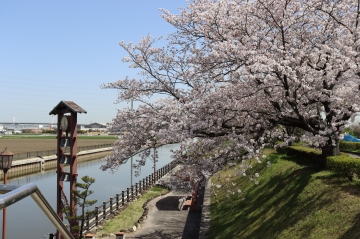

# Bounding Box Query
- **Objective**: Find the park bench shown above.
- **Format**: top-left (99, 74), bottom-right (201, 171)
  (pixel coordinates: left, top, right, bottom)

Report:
top-left (178, 195), bottom-right (194, 210)
top-left (178, 180), bottom-right (200, 211)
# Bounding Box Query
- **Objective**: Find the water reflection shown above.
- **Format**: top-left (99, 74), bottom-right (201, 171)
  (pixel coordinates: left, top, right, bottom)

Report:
top-left (0, 144), bottom-right (179, 238)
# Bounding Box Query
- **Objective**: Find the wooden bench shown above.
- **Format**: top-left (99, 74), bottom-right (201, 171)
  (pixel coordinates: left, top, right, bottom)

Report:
top-left (178, 196), bottom-right (193, 210)
top-left (184, 199), bottom-right (192, 207)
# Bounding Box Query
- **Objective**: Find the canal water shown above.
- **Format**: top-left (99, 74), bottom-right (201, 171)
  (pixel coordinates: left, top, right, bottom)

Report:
top-left (0, 144), bottom-right (179, 239)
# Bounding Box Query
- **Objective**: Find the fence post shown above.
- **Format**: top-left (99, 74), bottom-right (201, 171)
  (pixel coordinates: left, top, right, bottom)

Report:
top-left (103, 201), bottom-right (107, 220)
top-left (126, 188), bottom-right (130, 203)
top-left (116, 194), bottom-right (120, 210)
top-left (110, 197), bottom-right (113, 213)
top-left (135, 183), bottom-right (138, 197)
top-left (131, 185), bottom-right (134, 200)
top-left (151, 173), bottom-right (154, 185)
top-left (95, 206), bottom-right (99, 226)
top-left (86, 210), bottom-right (89, 230)
top-left (122, 191), bottom-right (125, 206)
top-left (143, 178), bottom-right (146, 191)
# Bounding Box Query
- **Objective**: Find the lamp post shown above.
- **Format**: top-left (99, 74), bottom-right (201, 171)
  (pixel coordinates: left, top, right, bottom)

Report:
top-left (0, 147), bottom-right (13, 239)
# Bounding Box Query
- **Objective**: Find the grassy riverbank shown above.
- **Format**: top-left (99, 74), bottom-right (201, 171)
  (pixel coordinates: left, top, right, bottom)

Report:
top-left (210, 149), bottom-right (360, 239)
top-left (96, 185), bottom-right (169, 236)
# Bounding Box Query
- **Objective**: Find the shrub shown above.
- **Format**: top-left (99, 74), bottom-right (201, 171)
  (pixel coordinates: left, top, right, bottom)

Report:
top-left (327, 154), bottom-right (360, 181)
top-left (339, 141), bottom-right (360, 152)
top-left (277, 145), bottom-right (360, 181)
top-left (277, 145), bottom-right (322, 166)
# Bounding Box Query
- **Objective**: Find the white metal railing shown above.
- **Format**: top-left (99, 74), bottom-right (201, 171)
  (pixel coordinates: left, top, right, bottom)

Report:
top-left (0, 183), bottom-right (74, 239)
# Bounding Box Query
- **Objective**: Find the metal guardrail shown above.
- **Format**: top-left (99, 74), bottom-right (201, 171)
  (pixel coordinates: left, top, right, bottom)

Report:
top-left (0, 183), bottom-right (74, 239)
top-left (12, 144), bottom-right (113, 160)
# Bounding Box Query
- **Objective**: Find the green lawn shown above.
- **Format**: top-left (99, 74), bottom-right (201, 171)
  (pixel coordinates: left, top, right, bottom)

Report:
top-left (210, 149), bottom-right (360, 239)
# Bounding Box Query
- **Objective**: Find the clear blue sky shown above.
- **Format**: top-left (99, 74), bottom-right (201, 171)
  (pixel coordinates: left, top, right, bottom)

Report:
top-left (0, 1), bottom-right (186, 124)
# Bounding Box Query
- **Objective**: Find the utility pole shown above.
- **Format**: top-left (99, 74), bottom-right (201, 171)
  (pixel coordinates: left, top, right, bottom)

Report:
top-left (131, 100), bottom-right (133, 186)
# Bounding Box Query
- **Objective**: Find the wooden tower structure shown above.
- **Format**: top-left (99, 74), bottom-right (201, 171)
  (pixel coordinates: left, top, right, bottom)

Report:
top-left (49, 101), bottom-right (87, 239)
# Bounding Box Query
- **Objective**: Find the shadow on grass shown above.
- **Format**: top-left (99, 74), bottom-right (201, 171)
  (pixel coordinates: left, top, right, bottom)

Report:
top-left (314, 173), bottom-right (360, 198)
top-left (339, 211), bottom-right (360, 239)
top-left (281, 154), bottom-right (322, 169)
top-left (210, 164), bottom-right (333, 239)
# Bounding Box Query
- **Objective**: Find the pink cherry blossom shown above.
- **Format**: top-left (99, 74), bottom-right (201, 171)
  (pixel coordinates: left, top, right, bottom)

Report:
top-left (101, 0), bottom-right (360, 193)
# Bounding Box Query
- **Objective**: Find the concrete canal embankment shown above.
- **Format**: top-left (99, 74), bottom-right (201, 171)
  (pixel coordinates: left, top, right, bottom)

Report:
top-left (0, 147), bottom-right (113, 180)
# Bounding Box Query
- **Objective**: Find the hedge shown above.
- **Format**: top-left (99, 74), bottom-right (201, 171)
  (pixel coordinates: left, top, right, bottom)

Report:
top-left (339, 141), bottom-right (360, 152)
top-left (327, 154), bottom-right (360, 181)
top-left (277, 145), bottom-right (360, 181)
top-left (277, 145), bottom-right (322, 166)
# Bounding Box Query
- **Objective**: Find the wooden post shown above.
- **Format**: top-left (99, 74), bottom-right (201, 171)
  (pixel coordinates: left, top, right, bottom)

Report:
top-left (131, 185), bottom-right (134, 200)
top-left (122, 191), bottom-right (125, 206)
top-left (126, 188), bottom-right (130, 202)
top-left (110, 197), bottom-right (113, 213)
top-left (95, 206), bottom-right (99, 226)
top-left (103, 202), bottom-right (106, 220)
top-left (86, 210), bottom-right (89, 230)
top-left (116, 194), bottom-right (120, 210)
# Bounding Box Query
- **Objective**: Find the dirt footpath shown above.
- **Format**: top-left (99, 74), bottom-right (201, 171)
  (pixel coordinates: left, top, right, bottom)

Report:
top-left (125, 165), bottom-right (206, 239)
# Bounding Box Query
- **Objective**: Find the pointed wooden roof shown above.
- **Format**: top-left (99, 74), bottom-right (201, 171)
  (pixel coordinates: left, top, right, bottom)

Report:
top-left (49, 101), bottom-right (87, 115)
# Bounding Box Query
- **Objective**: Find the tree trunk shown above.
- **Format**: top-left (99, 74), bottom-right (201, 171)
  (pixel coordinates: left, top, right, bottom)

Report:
top-left (321, 143), bottom-right (340, 168)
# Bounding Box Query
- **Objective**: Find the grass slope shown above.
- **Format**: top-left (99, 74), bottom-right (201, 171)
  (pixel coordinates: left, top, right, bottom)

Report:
top-left (210, 149), bottom-right (360, 239)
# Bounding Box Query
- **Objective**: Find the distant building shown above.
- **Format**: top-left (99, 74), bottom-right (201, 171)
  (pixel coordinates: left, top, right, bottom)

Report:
top-left (83, 123), bottom-right (107, 132)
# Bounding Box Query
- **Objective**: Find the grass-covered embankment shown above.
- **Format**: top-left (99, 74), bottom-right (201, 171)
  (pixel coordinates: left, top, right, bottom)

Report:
top-left (96, 185), bottom-right (169, 236)
top-left (210, 149), bottom-right (360, 239)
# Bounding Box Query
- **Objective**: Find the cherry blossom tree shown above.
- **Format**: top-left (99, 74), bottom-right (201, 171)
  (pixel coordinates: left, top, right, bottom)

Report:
top-left (102, 0), bottom-right (360, 183)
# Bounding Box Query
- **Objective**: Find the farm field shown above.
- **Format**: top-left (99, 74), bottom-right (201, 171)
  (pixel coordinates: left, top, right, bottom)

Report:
top-left (0, 135), bottom-right (117, 153)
